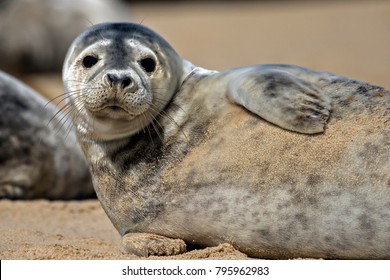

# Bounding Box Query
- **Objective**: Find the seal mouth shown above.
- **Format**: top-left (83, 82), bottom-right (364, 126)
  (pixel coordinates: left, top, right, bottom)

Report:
top-left (106, 105), bottom-right (126, 112)
top-left (88, 103), bottom-right (138, 120)
top-left (102, 104), bottom-right (133, 115)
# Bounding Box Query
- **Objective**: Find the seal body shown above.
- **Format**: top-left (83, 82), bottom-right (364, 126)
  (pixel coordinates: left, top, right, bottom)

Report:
top-left (0, 71), bottom-right (93, 199)
top-left (64, 22), bottom-right (390, 259)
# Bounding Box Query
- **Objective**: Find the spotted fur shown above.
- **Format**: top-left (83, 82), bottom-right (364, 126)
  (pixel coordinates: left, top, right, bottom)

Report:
top-left (64, 22), bottom-right (390, 259)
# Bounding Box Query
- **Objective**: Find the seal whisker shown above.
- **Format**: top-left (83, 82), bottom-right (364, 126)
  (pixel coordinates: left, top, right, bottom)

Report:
top-left (64, 79), bottom-right (89, 84)
top-left (140, 113), bottom-right (155, 146)
top-left (84, 17), bottom-right (96, 29)
top-left (48, 104), bottom-right (76, 133)
top-left (59, 104), bottom-right (86, 142)
top-left (48, 97), bottom-right (86, 133)
top-left (152, 97), bottom-right (170, 104)
top-left (149, 111), bottom-right (165, 133)
top-left (94, 24), bottom-right (108, 42)
top-left (45, 86), bottom-right (98, 108)
top-left (148, 103), bottom-right (189, 142)
top-left (46, 90), bottom-right (86, 108)
top-left (145, 111), bottom-right (164, 142)
top-left (62, 87), bottom-right (102, 98)
top-left (151, 95), bottom-right (188, 116)
top-left (153, 96), bottom-right (187, 115)
top-left (66, 104), bottom-right (87, 131)
top-left (47, 103), bottom-right (71, 127)
top-left (63, 108), bottom-right (84, 141)
top-left (136, 114), bottom-right (147, 135)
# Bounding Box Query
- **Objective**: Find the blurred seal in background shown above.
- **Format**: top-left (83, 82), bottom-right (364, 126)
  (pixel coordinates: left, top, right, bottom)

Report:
top-left (0, 0), bottom-right (128, 73)
top-left (0, 70), bottom-right (94, 199)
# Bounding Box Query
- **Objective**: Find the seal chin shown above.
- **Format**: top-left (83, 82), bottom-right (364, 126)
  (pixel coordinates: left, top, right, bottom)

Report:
top-left (80, 117), bottom-right (145, 141)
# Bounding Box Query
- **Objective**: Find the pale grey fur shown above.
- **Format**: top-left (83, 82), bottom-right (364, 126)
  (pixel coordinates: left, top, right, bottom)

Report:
top-left (64, 22), bottom-right (390, 259)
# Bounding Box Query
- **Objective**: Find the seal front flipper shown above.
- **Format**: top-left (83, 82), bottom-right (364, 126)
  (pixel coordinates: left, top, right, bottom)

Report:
top-left (0, 164), bottom-right (35, 199)
top-left (121, 232), bottom-right (187, 257)
top-left (0, 184), bottom-right (26, 199)
top-left (227, 68), bottom-right (331, 134)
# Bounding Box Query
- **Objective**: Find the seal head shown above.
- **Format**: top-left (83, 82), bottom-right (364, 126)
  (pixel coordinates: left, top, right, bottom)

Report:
top-left (63, 22), bottom-right (184, 140)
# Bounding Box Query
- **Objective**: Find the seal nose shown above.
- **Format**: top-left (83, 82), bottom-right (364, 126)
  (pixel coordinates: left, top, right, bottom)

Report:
top-left (105, 73), bottom-right (136, 91)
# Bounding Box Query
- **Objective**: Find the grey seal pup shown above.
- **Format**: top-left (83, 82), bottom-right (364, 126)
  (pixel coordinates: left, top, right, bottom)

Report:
top-left (63, 22), bottom-right (390, 259)
top-left (0, 71), bottom-right (93, 199)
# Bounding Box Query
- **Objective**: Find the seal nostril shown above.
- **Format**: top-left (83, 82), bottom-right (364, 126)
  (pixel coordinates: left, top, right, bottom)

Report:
top-left (122, 78), bottom-right (132, 89)
top-left (106, 73), bottom-right (116, 86)
top-left (105, 74), bottom-right (133, 89)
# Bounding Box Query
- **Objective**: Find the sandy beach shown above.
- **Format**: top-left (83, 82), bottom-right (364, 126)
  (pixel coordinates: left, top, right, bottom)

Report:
top-left (1, 0), bottom-right (389, 260)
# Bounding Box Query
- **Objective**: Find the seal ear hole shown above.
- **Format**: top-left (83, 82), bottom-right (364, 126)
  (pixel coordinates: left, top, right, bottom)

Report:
top-left (82, 55), bottom-right (99, 68)
top-left (139, 57), bottom-right (156, 73)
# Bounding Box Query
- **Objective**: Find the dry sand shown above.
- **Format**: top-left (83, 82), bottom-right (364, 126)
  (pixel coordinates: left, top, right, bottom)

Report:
top-left (1, 0), bottom-right (390, 259)
top-left (0, 199), bottom-right (247, 259)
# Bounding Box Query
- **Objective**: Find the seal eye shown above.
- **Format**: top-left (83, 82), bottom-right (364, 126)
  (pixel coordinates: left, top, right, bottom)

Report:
top-left (82, 55), bottom-right (98, 68)
top-left (139, 57), bottom-right (156, 73)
